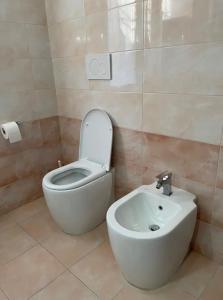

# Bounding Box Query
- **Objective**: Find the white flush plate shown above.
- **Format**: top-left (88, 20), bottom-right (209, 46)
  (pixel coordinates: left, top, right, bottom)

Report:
top-left (85, 54), bottom-right (112, 80)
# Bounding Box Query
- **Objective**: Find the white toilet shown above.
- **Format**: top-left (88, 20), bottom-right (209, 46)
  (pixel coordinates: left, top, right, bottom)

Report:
top-left (42, 109), bottom-right (114, 235)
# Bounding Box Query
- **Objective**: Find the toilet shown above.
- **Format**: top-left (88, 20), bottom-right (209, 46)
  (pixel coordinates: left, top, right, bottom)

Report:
top-left (42, 109), bottom-right (114, 235)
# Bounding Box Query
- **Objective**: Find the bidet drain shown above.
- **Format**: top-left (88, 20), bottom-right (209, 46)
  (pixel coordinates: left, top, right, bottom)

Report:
top-left (149, 224), bottom-right (160, 231)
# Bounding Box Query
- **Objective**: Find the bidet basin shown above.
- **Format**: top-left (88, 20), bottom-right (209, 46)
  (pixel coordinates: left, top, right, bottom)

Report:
top-left (106, 183), bottom-right (197, 289)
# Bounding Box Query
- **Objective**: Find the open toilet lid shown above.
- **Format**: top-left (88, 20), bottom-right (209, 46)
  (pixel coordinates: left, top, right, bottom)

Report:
top-left (79, 109), bottom-right (113, 171)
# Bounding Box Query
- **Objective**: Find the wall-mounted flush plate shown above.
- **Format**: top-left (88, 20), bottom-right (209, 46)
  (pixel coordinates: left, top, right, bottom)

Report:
top-left (85, 53), bottom-right (112, 80)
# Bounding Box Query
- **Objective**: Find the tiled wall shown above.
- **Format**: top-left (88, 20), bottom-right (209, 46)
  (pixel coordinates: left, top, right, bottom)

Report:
top-left (0, 0), bottom-right (60, 214)
top-left (45, 0), bottom-right (223, 263)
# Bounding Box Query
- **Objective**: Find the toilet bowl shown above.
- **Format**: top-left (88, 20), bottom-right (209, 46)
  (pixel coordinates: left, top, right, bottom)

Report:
top-left (43, 109), bottom-right (114, 235)
top-left (106, 183), bottom-right (197, 289)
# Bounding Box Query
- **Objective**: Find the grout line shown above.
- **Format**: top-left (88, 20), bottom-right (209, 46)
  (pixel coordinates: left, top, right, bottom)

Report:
top-left (67, 239), bottom-right (107, 269)
top-left (0, 244), bottom-right (37, 268)
top-left (26, 270), bottom-right (67, 300)
top-left (67, 270), bottom-right (99, 299)
top-left (0, 20), bottom-right (47, 26)
top-left (197, 266), bottom-right (220, 300)
top-left (52, 87), bottom-right (223, 98)
top-left (111, 286), bottom-right (125, 300)
top-left (49, 41), bottom-right (223, 59)
top-left (0, 286), bottom-right (9, 300)
top-left (26, 230), bottom-right (106, 299)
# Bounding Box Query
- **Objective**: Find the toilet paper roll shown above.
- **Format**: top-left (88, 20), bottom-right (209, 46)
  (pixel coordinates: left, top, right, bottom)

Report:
top-left (1, 122), bottom-right (22, 143)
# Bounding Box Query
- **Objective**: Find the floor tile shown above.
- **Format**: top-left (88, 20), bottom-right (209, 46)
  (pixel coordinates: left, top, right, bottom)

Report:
top-left (0, 289), bottom-right (7, 300)
top-left (0, 213), bottom-right (16, 232)
top-left (0, 225), bottom-right (36, 265)
top-left (172, 251), bottom-right (218, 298)
top-left (0, 245), bottom-right (65, 300)
top-left (30, 271), bottom-right (97, 300)
top-left (199, 266), bottom-right (223, 300)
top-left (41, 222), bottom-right (107, 267)
top-left (20, 210), bottom-right (60, 242)
top-left (8, 198), bottom-right (46, 224)
top-left (114, 283), bottom-right (195, 300)
top-left (70, 241), bottom-right (124, 300)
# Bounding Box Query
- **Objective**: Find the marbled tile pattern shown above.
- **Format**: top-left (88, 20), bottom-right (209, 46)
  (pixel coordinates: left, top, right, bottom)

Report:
top-left (47, 0), bottom-right (223, 147)
top-left (0, 197), bottom-right (221, 300)
top-left (0, 0), bottom-right (58, 214)
top-left (0, 116), bottom-right (62, 215)
top-left (0, 0), bottom-right (57, 125)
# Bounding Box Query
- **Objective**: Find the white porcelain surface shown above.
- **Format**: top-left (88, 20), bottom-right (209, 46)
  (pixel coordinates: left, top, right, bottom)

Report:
top-left (80, 109), bottom-right (113, 171)
top-left (43, 158), bottom-right (106, 191)
top-left (43, 171), bottom-right (114, 235)
top-left (107, 183), bottom-right (197, 289)
top-left (43, 109), bottom-right (114, 235)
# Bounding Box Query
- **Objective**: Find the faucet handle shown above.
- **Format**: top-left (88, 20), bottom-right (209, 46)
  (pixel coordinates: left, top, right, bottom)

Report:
top-left (156, 171), bottom-right (172, 180)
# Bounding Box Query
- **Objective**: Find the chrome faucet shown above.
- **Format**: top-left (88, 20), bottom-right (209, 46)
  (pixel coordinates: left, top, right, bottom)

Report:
top-left (156, 171), bottom-right (172, 196)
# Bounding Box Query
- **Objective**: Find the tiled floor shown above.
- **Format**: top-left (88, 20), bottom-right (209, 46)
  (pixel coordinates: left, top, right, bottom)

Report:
top-left (0, 198), bottom-right (222, 300)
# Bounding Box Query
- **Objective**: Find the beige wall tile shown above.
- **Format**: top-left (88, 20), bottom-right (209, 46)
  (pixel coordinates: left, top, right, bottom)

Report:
top-left (45, 0), bottom-right (84, 25)
top-left (173, 176), bottom-right (215, 223)
top-left (194, 221), bottom-right (223, 263)
top-left (143, 93), bottom-right (223, 145)
top-left (57, 89), bottom-right (142, 130)
top-left (0, 0), bottom-right (46, 24)
top-left (86, 3), bottom-right (143, 53)
top-left (212, 188), bottom-right (223, 229)
top-left (142, 132), bottom-right (219, 187)
top-left (216, 142), bottom-right (223, 189)
top-left (112, 127), bottom-right (143, 198)
top-left (144, 0), bottom-right (223, 48)
top-left (144, 43), bottom-right (223, 95)
top-left (89, 51), bottom-right (143, 92)
top-left (108, 3), bottom-right (143, 52)
top-left (0, 90), bottom-right (35, 122)
top-left (40, 117), bottom-right (61, 147)
top-left (0, 0), bottom-right (57, 216)
top-left (0, 175), bottom-right (43, 214)
top-left (0, 58), bottom-right (33, 92)
top-left (34, 89), bottom-right (57, 119)
top-left (61, 143), bottom-right (79, 164)
top-left (32, 58), bottom-right (55, 89)
top-left (48, 18), bottom-right (86, 58)
top-left (84, 0), bottom-right (108, 15)
top-left (86, 11), bottom-right (108, 53)
top-left (27, 25), bottom-right (51, 58)
top-left (0, 22), bottom-right (29, 60)
top-left (53, 57), bottom-right (89, 89)
top-left (109, 0), bottom-right (140, 9)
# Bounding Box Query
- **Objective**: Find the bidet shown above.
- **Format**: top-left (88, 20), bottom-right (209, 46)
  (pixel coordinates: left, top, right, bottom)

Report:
top-left (106, 183), bottom-right (197, 289)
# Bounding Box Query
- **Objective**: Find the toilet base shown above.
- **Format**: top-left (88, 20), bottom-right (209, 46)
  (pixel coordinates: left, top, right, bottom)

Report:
top-left (43, 170), bottom-right (114, 235)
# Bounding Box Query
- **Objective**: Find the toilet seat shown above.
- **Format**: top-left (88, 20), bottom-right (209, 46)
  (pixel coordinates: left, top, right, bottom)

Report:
top-left (43, 109), bottom-right (113, 191)
top-left (43, 158), bottom-right (106, 191)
